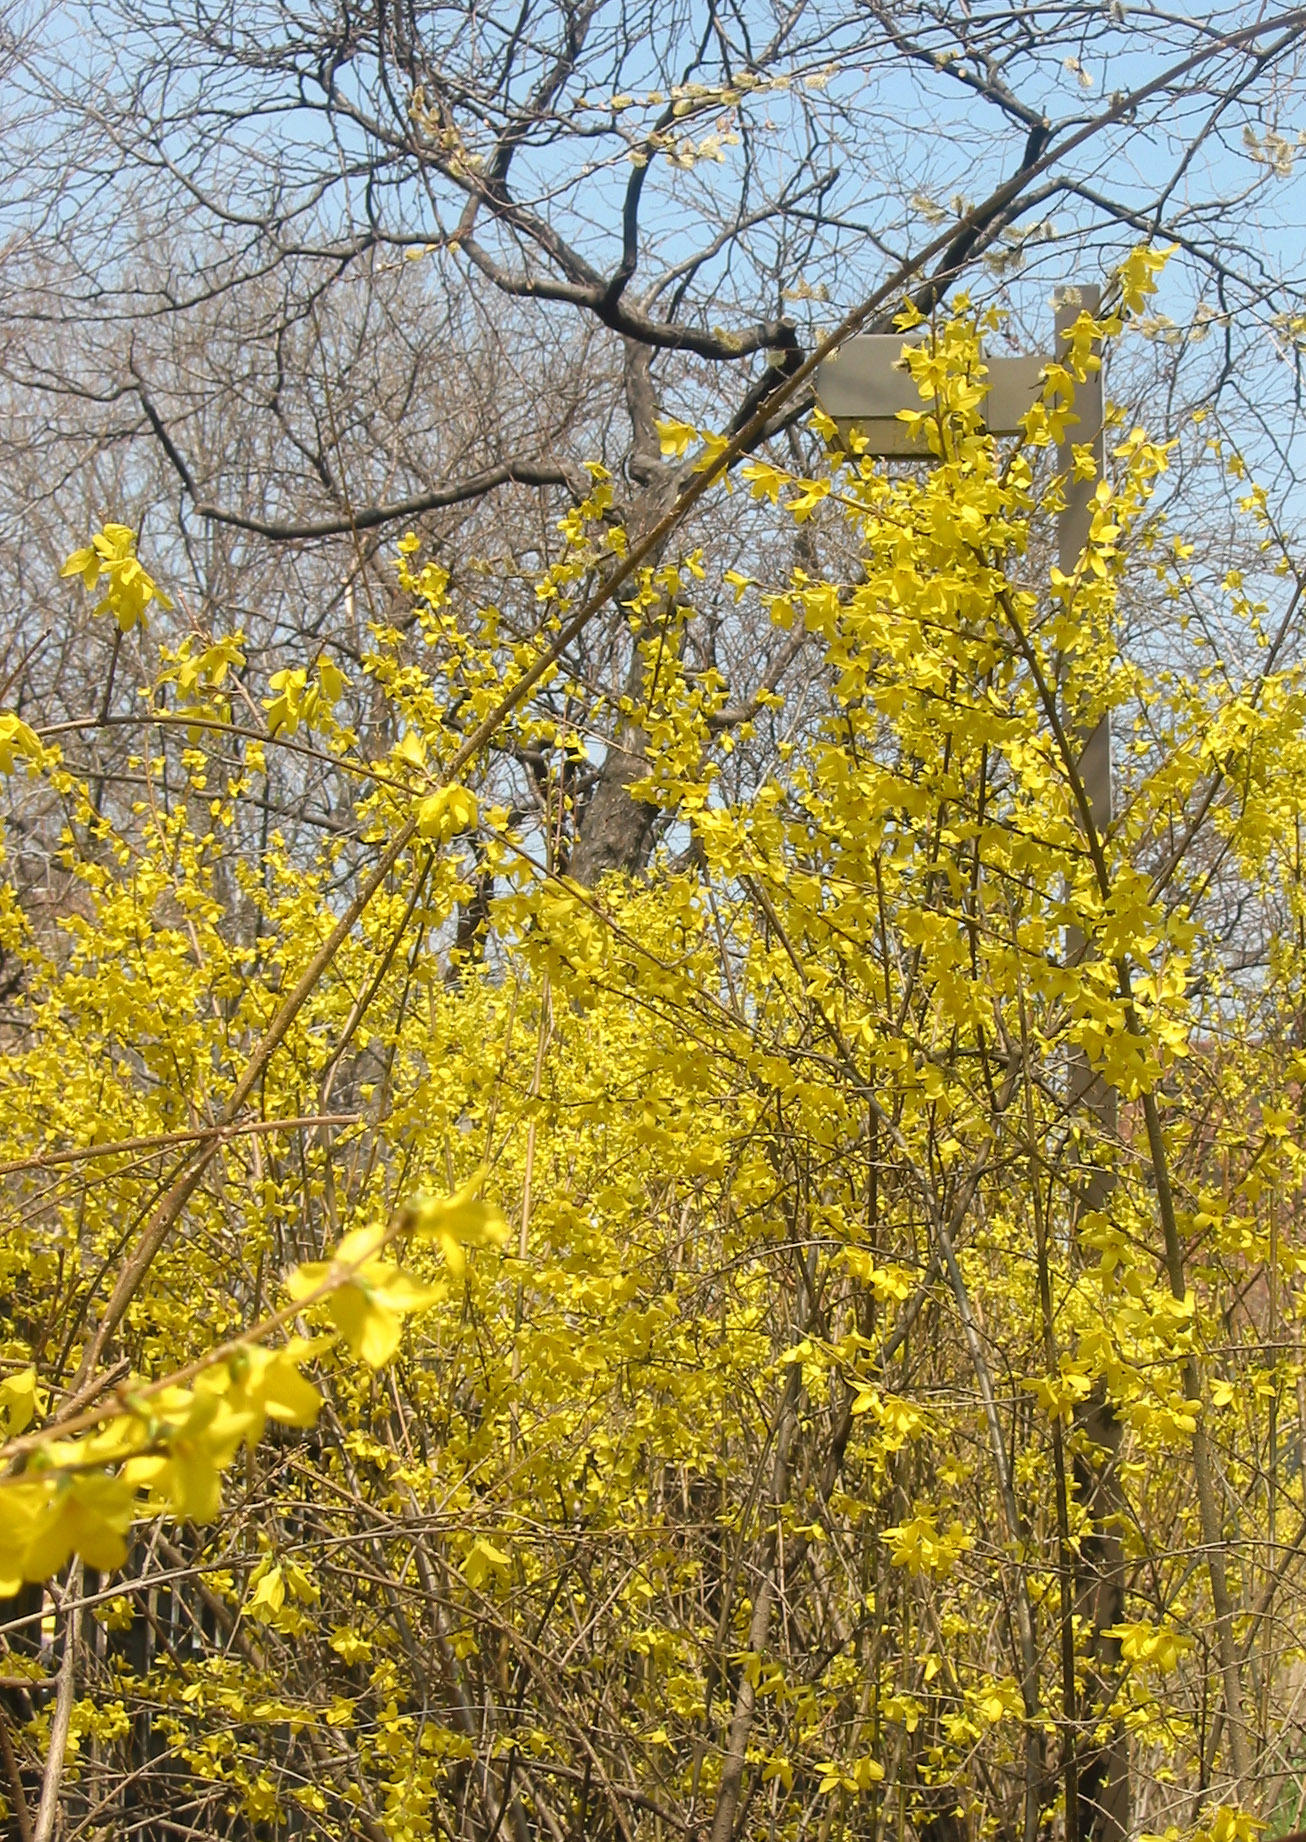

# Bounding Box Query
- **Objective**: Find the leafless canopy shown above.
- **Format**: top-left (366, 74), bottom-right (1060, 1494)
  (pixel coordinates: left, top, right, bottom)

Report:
top-left (4, 1), bottom-right (1306, 873)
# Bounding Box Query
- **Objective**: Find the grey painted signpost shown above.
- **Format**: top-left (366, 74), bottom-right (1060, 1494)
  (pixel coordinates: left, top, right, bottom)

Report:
top-left (811, 290), bottom-right (1114, 1072)
top-left (812, 288), bottom-right (1130, 1842)
top-left (814, 330), bottom-right (1046, 452)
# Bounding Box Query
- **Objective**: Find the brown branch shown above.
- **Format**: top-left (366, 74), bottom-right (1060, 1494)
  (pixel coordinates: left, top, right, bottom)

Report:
top-left (187, 460), bottom-right (588, 541)
top-left (31, 1564), bottom-right (79, 1842)
top-left (0, 1705), bottom-right (33, 1842)
top-left (0, 1112), bottom-right (361, 1177)
top-left (454, 232), bottom-right (793, 357)
top-left (135, 362), bottom-right (584, 540)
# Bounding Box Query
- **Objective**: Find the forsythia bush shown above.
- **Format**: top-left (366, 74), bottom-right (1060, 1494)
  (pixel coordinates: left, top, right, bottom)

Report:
top-left (2, 257), bottom-right (1305, 1842)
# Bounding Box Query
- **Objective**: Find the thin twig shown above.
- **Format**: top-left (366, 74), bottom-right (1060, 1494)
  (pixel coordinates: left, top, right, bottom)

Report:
top-left (32, 1562), bottom-right (80, 1842)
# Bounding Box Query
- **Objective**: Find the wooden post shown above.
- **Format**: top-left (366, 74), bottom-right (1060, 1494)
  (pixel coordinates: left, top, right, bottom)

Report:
top-left (1057, 283), bottom-right (1130, 1842)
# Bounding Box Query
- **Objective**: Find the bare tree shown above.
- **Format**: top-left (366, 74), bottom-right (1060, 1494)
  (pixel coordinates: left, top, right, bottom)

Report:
top-left (4, 3), bottom-right (1306, 880)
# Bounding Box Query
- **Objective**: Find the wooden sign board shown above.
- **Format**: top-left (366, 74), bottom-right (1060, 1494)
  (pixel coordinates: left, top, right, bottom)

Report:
top-left (815, 332), bottom-right (1048, 457)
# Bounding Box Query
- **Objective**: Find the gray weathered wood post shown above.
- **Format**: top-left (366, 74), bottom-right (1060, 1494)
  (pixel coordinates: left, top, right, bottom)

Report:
top-left (1056, 282), bottom-right (1130, 1842)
